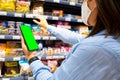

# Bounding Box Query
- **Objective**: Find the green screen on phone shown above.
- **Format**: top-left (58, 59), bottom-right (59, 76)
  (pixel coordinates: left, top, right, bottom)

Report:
top-left (20, 25), bottom-right (38, 51)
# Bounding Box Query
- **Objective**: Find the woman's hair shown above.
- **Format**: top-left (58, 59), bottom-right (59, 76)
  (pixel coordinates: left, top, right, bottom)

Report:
top-left (88, 0), bottom-right (120, 38)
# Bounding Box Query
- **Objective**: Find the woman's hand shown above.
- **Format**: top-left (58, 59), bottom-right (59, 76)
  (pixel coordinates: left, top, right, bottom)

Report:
top-left (21, 37), bottom-right (36, 60)
top-left (33, 16), bottom-right (49, 30)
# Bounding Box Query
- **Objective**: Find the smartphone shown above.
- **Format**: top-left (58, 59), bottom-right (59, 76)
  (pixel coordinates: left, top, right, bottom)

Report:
top-left (20, 25), bottom-right (39, 51)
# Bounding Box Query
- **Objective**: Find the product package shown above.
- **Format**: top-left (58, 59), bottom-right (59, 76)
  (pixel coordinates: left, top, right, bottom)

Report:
top-left (0, 43), bottom-right (6, 57)
top-left (0, 21), bottom-right (9, 35)
top-left (0, 0), bottom-right (15, 12)
top-left (48, 60), bottom-right (58, 72)
top-left (6, 41), bottom-right (23, 57)
top-left (31, 1), bottom-right (44, 15)
top-left (4, 61), bottom-right (20, 77)
top-left (31, 24), bottom-right (41, 36)
top-left (19, 60), bottom-right (32, 76)
top-left (0, 62), bottom-right (3, 77)
top-left (8, 21), bottom-right (15, 35)
top-left (16, 0), bottom-right (31, 13)
top-left (16, 22), bottom-right (23, 35)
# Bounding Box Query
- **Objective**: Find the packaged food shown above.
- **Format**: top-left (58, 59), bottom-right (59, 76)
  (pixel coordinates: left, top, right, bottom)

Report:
top-left (0, 43), bottom-right (6, 57)
top-left (0, 0), bottom-right (15, 12)
top-left (16, 1), bottom-right (30, 13)
top-left (8, 21), bottom-right (15, 35)
top-left (31, 1), bottom-right (44, 15)
top-left (0, 21), bottom-right (8, 35)
top-left (4, 61), bottom-right (19, 77)
top-left (6, 41), bottom-right (23, 57)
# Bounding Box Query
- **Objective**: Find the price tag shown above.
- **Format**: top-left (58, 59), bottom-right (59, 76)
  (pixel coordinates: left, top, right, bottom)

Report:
top-left (70, 2), bottom-right (75, 6)
top-left (0, 35), bottom-right (5, 39)
top-left (42, 36), bottom-right (49, 40)
top-left (50, 36), bottom-right (56, 40)
top-left (59, 56), bottom-right (65, 59)
top-left (65, 18), bottom-right (71, 21)
top-left (78, 19), bottom-right (82, 22)
top-left (13, 57), bottom-right (20, 61)
top-left (35, 36), bottom-right (40, 40)
top-left (54, 0), bottom-right (60, 3)
top-left (15, 13), bottom-right (22, 17)
top-left (26, 14), bottom-right (34, 18)
top-left (43, 15), bottom-right (48, 19)
top-left (46, 56), bottom-right (52, 59)
top-left (2, 78), bottom-right (10, 80)
top-left (13, 35), bottom-right (20, 39)
top-left (53, 56), bottom-right (58, 59)
top-left (0, 58), bottom-right (5, 61)
top-left (52, 16), bottom-right (59, 20)
top-left (0, 11), bottom-right (7, 16)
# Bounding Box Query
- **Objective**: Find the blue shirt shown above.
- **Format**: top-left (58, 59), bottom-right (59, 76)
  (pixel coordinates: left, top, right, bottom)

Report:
top-left (30, 25), bottom-right (120, 80)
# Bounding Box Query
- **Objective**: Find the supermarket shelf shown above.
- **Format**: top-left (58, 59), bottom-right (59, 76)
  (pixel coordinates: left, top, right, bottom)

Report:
top-left (0, 11), bottom-right (82, 23)
top-left (1, 77), bottom-right (25, 80)
top-left (40, 0), bottom-right (81, 7)
top-left (0, 11), bottom-right (24, 18)
top-left (25, 14), bottom-right (83, 23)
top-left (0, 56), bottom-right (26, 62)
top-left (0, 35), bottom-right (57, 40)
top-left (0, 55), bottom-right (66, 61)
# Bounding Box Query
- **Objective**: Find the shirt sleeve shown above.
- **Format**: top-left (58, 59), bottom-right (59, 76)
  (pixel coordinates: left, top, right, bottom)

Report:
top-left (47, 25), bottom-right (85, 45)
top-left (30, 44), bottom-right (119, 80)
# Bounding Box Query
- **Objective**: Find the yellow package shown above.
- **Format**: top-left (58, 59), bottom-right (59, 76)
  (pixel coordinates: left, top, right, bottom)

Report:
top-left (0, 0), bottom-right (15, 12)
top-left (16, 1), bottom-right (30, 13)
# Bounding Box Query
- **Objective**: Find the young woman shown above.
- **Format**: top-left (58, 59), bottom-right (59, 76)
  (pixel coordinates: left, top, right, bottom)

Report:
top-left (21, 0), bottom-right (120, 80)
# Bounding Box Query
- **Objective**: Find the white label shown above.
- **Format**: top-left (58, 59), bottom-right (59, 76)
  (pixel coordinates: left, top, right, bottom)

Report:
top-left (53, 0), bottom-right (60, 3)
top-left (50, 36), bottom-right (56, 40)
top-left (43, 15), bottom-right (48, 19)
top-left (78, 19), bottom-right (82, 22)
top-left (35, 36), bottom-right (40, 40)
top-left (15, 13), bottom-right (22, 17)
top-left (65, 18), bottom-right (71, 21)
top-left (13, 35), bottom-right (20, 39)
top-left (0, 35), bottom-right (5, 39)
top-left (46, 56), bottom-right (53, 59)
top-left (26, 14), bottom-right (34, 18)
top-left (42, 36), bottom-right (49, 40)
top-left (0, 11), bottom-right (7, 15)
top-left (2, 78), bottom-right (10, 80)
top-left (52, 16), bottom-right (59, 20)
top-left (53, 56), bottom-right (58, 59)
top-left (13, 57), bottom-right (20, 61)
top-left (59, 56), bottom-right (65, 59)
top-left (0, 58), bottom-right (5, 61)
top-left (70, 2), bottom-right (76, 6)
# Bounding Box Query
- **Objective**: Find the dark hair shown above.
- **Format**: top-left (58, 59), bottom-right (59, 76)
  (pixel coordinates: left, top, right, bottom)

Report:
top-left (88, 0), bottom-right (120, 38)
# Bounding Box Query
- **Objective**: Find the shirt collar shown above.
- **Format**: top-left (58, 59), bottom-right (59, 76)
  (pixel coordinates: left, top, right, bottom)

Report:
top-left (94, 30), bottom-right (106, 36)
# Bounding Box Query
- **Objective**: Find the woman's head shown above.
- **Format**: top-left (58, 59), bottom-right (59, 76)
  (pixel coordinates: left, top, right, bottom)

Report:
top-left (82, 0), bottom-right (120, 37)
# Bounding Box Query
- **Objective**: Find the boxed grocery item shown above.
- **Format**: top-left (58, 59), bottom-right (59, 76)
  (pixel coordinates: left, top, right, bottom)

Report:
top-left (0, 43), bottom-right (6, 57)
top-left (16, 0), bottom-right (31, 13)
top-left (52, 10), bottom-right (64, 17)
top-left (0, 62), bottom-right (3, 77)
top-left (48, 60), bottom-right (58, 72)
top-left (31, 1), bottom-right (44, 15)
top-left (8, 21), bottom-right (15, 35)
top-left (0, 21), bottom-right (9, 35)
top-left (0, 0), bottom-right (15, 12)
top-left (31, 24), bottom-right (41, 36)
top-left (15, 22), bottom-right (23, 35)
top-left (6, 41), bottom-right (23, 57)
top-left (4, 61), bottom-right (20, 77)
top-left (19, 60), bottom-right (33, 76)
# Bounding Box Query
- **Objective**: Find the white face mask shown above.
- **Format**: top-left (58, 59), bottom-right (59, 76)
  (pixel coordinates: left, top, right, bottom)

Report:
top-left (82, 1), bottom-right (92, 25)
